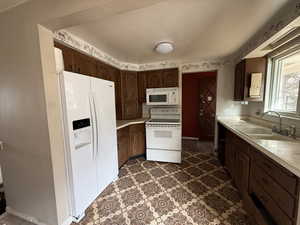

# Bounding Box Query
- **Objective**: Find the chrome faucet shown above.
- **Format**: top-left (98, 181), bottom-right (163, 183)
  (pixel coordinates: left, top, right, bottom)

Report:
top-left (262, 110), bottom-right (282, 134)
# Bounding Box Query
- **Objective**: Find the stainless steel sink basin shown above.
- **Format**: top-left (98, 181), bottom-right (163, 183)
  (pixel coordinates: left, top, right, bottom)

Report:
top-left (241, 127), bottom-right (272, 135)
top-left (248, 134), bottom-right (300, 142)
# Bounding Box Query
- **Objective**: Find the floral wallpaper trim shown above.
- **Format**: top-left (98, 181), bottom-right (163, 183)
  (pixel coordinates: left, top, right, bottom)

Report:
top-left (236, 1), bottom-right (300, 60)
top-left (54, 30), bottom-right (140, 71)
top-left (54, 30), bottom-right (230, 72)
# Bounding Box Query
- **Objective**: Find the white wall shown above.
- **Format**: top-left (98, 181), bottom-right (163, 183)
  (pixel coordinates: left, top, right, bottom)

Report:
top-left (0, 1), bottom-right (106, 224)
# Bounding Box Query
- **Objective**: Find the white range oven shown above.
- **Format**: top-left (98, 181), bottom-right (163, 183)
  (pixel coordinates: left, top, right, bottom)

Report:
top-left (146, 107), bottom-right (182, 163)
top-left (146, 88), bottom-right (179, 105)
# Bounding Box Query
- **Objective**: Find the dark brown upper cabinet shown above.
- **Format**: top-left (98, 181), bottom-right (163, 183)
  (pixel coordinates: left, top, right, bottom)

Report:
top-left (162, 68), bottom-right (179, 87)
top-left (54, 41), bottom-right (179, 120)
top-left (73, 51), bottom-right (97, 77)
top-left (137, 68), bottom-right (179, 103)
top-left (138, 71), bottom-right (148, 104)
top-left (120, 71), bottom-right (139, 119)
top-left (234, 57), bottom-right (267, 102)
top-left (147, 70), bottom-right (164, 88)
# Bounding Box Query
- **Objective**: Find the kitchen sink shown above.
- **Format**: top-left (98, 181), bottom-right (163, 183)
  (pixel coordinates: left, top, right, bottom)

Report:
top-left (248, 134), bottom-right (300, 142)
top-left (241, 127), bottom-right (272, 135)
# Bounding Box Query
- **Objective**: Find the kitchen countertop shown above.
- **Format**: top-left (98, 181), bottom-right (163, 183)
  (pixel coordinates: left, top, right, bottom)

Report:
top-left (218, 117), bottom-right (300, 177)
top-left (116, 118), bottom-right (148, 130)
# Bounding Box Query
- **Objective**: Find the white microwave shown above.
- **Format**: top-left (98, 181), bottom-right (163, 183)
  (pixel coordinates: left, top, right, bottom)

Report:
top-left (146, 88), bottom-right (179, 105)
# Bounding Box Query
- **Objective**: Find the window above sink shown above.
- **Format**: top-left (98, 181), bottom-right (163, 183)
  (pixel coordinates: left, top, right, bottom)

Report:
top-left (265, 39), bottom-right (300, 117)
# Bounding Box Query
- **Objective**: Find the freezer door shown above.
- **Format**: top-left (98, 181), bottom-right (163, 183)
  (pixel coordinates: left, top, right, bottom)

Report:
top-left (91, 78), bottom-right (118, 194)
top-left (61, 71), bottom-right (98, 218)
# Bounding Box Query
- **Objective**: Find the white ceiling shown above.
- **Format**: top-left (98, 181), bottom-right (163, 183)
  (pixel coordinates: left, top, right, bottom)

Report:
top-left (0, 0), bottom-right (29, 13)
top-left (65, 0), bottom-right (289, 63)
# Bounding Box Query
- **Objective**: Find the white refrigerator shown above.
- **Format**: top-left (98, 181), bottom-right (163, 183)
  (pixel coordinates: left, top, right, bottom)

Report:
top-left (59, 69), bottom-right (118, 220)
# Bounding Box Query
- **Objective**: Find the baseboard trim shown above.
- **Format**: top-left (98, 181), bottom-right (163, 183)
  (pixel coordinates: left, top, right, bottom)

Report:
top-left (182, 137), bottom-right (199, 140)
top-left (6, 207), bottom-right (48, 225)
top-left (61, 216), bottom-right (73, 225)
top-left (5, 207), bottom-right (73, 225)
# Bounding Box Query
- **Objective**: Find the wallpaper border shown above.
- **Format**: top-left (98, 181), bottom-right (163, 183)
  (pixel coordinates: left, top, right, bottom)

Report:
top-left (54, 30), bottom-right (230, 72)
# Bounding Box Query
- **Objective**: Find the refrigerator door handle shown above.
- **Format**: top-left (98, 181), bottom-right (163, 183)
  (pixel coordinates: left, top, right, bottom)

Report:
top-left (89, 94), bottom-right (96, 160)
top-left (91, 94), bottom-right (100, 158)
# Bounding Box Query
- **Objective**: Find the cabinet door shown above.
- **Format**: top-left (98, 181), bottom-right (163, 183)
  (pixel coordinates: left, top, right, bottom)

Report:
top-left (162, 68), bottom-right (179, 87)
top-left (138, 71), bottom-right (148, 103)
top-left (117, 127), bottom-right (129, 168)
top-left (54, 42), bottom-right (74, 72)
top-left (147, 70), bottom-right (163, 88)
top-left (235, 151), bottom-right (250, 197)
top-left (96, 61), bottom-right (110, 79)
top-left (129, 124), bottom-right (146, 157)
top-left (73, 51), bottom-right (97, 76)
top-left (234, 60), bottom-right (245, 101)
top-left (121, 71), bottom-right (139, 119)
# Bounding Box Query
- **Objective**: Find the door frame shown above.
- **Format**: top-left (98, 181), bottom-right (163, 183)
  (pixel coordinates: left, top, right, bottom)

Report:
top-left (181, 70), bottom-right (218, 141)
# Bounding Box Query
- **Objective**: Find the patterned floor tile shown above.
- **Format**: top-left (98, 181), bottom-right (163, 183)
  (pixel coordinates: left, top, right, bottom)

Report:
top-left (172, 171), bottom-right (192, 183)
top-left (157, 176), bottom-right (179, 190)
top-left (134, 171), bottom-right (152, 184)
top-left (201, 174), bottom-right (222, 188)
top-left (185, 166), bottom-right (204, 177)
top-left (212, 169), bottom-right (231, 182)
top-left (115, 176), bottom-right (135, 190)
top-left (127, 164), bottom-right (145, 174)
top-left (140, 181), bottom-right (163, 198)
top-left (62, 140), bottom-right (251, 225)
top-left (198, 162), bottom-right (216, 172)
top-left (120, 188), bottom-right (143, 208)
top-left (203, 193), bottom-right (232, 215)
top-left (185, 201), bottom-right (216, 225)
top-left (163, 212), bottom-right (193, 225)
top-left (186, 180), bottom-right (209, 196)
top-left (149, 167), bottom-right (167, 178)
top-left (101, 214), bottom-right (127, 225)
top-left (225, 210), bottom-right (251, 225)
top-left (127, 203), bottom-right (155, 225)
top-left (186, 156), bottom-right (200, 164)
top-left (163, 163), bottom-right (180, 173)
top-left (169, 187), bottom-right (193, 205)
top-left (96, 195), bottom-right (121, 218)
top-left (150, 194), bottom-right (176, 217)
top-left (218, 185), bottom-right (241, 204)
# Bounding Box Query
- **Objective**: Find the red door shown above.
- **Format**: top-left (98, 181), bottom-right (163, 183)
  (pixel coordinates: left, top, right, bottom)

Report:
top-left (182, 71), bottom-right (217, 141)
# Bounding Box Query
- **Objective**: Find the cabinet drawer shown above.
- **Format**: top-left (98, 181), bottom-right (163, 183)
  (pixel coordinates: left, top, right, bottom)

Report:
top-left (253, 150), bottom-right (297, 196)
top-left (251, 180), bottom-right (293, 225)
top-left (252, 164), bottom-right (296, 218)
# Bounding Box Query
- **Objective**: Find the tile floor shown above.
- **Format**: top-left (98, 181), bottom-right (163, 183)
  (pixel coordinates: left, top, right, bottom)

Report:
top-left (0, 141), bottom-right (250, 225)
top-left (75, 141), bottom-right (250, 225)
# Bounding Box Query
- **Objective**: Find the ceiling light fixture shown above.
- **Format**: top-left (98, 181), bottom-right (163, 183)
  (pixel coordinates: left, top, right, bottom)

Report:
top-left (154, 41), bottom-right (174, 54)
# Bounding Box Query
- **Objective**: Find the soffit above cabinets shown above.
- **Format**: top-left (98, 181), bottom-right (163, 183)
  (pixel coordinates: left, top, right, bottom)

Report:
top-left (62, 0), bottom-right (289, 64)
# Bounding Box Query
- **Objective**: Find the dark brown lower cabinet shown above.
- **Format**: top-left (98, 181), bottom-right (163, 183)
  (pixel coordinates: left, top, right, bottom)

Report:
top-left (220, 123), bottom-right (300, 225)
top-left (117, 123), bottom-right (146, 168)
top-left (129, 124), bottom-right (146, 158)
top-left (117, 127), bottom-right (129, 168)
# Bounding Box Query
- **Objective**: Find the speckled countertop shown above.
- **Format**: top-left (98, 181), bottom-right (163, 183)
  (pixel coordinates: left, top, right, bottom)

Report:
top-left (218, 117), bottom-right (300, 177)
top-left (116, 118), bottom-right (149, 130)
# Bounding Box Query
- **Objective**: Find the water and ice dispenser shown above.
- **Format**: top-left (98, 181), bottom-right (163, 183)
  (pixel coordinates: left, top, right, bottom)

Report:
top-left (72, 118), bottom-right (92, 149)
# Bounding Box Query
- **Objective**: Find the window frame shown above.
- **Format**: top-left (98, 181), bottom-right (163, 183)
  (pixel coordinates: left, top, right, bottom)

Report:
top-left (265, 46), bottom-right (300, 117)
